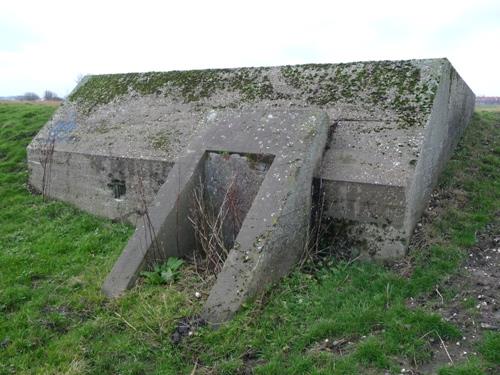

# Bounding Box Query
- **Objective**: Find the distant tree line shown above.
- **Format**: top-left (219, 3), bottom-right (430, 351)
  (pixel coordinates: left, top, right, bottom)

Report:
top-left (43, 90), bottom-right (62, 101)
top-left (15, 91), bottom-right (63, 102)
top-left (476, 96), bottom-right (500, 105)
top-left (19, 92), bottom-right (40, 101)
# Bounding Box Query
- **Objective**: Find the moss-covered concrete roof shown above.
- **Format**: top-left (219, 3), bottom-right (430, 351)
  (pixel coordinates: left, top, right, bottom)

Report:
top-left (68, 59), bottom-right (443, 128)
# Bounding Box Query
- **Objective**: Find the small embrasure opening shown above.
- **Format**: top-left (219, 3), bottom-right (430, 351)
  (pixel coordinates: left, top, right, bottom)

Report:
top-left (188, 151), bottom-right (274, 275)
top-left (108, 179), bottom-right (126, 199)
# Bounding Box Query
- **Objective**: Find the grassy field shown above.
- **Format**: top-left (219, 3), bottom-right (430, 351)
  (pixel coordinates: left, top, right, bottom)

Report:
top-left (475, 104), bottom-right (500, 112)
top-left (0, 102), bottom-right (499, 374)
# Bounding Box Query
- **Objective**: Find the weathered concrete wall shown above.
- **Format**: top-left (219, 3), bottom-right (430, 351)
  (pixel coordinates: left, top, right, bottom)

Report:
top-left (317, 60), bottom-right (475, 260)
top-left (319, 117), bottom-right (417, 259)
top-left (404, 61), bottom-right (476, 237)
top-left (102, 151), bottom-right (205, 296)
top-left (28, 149), bottom-right (171, 223)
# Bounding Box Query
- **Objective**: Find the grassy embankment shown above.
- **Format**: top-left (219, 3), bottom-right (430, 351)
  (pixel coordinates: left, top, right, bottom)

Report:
top-left (0, 102), bottom-right (498, 374)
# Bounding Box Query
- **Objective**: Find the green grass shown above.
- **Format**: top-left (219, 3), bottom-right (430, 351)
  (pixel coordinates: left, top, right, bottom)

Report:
top-left (438, 359), bottom-right (485, 375)
top-left (0, 103), bottom-right (499, 374)
top-left (479, 332), bottom-right (500, 364)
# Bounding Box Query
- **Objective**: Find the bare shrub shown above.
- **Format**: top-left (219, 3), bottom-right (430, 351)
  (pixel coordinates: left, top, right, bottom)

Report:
top-left (300, 179), bottom-right (328, 268)
top-left (188, 176), bottom-right (237, 276)
top-left (300, 178), bottom-right (360, 270)
top-left (43, 90), bottom-right (62, 101)
top-left (136, 172), bottom-right (162, 265)
top-left (39, 134), bottom-right (56, 201)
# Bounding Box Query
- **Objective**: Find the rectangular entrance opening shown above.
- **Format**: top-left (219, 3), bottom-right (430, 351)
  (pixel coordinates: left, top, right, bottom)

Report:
top-left (188, 151), bottom-right (274, 275)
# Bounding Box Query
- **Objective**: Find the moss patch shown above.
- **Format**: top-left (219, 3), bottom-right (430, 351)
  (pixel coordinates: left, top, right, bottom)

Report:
top-left (281, 60), bottom-right (438, 128)
top-left (149, 130), bottom-right (181, 153)
top-left (68, 67), bottom-right (279, 113)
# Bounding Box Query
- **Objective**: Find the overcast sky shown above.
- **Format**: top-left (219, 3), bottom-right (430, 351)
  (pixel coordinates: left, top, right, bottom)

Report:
top-left (1, 0), bottom-right (499, 97)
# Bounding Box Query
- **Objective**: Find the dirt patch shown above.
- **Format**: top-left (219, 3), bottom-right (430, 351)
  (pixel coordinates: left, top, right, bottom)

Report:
top-left (240, 348), bottom-right (266, 375)
top-left (308, 337), bottom-right (357, 356)
top-left (170, 315), bottom-right (207, 345)
top-left (407, 219), bottom-right (499, 374)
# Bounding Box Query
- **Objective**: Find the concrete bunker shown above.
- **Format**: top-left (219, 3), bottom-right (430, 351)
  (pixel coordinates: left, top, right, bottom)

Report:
top-left (27, 58), bottom-right (476, 322)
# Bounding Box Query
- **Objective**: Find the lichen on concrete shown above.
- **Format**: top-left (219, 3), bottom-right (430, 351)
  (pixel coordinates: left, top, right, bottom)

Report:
top-left (280, 60), bottom-right (438, 128)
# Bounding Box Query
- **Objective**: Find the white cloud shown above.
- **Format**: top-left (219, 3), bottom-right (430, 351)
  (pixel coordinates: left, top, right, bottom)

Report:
top-left (0, 0), bottom-right (498, 96)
